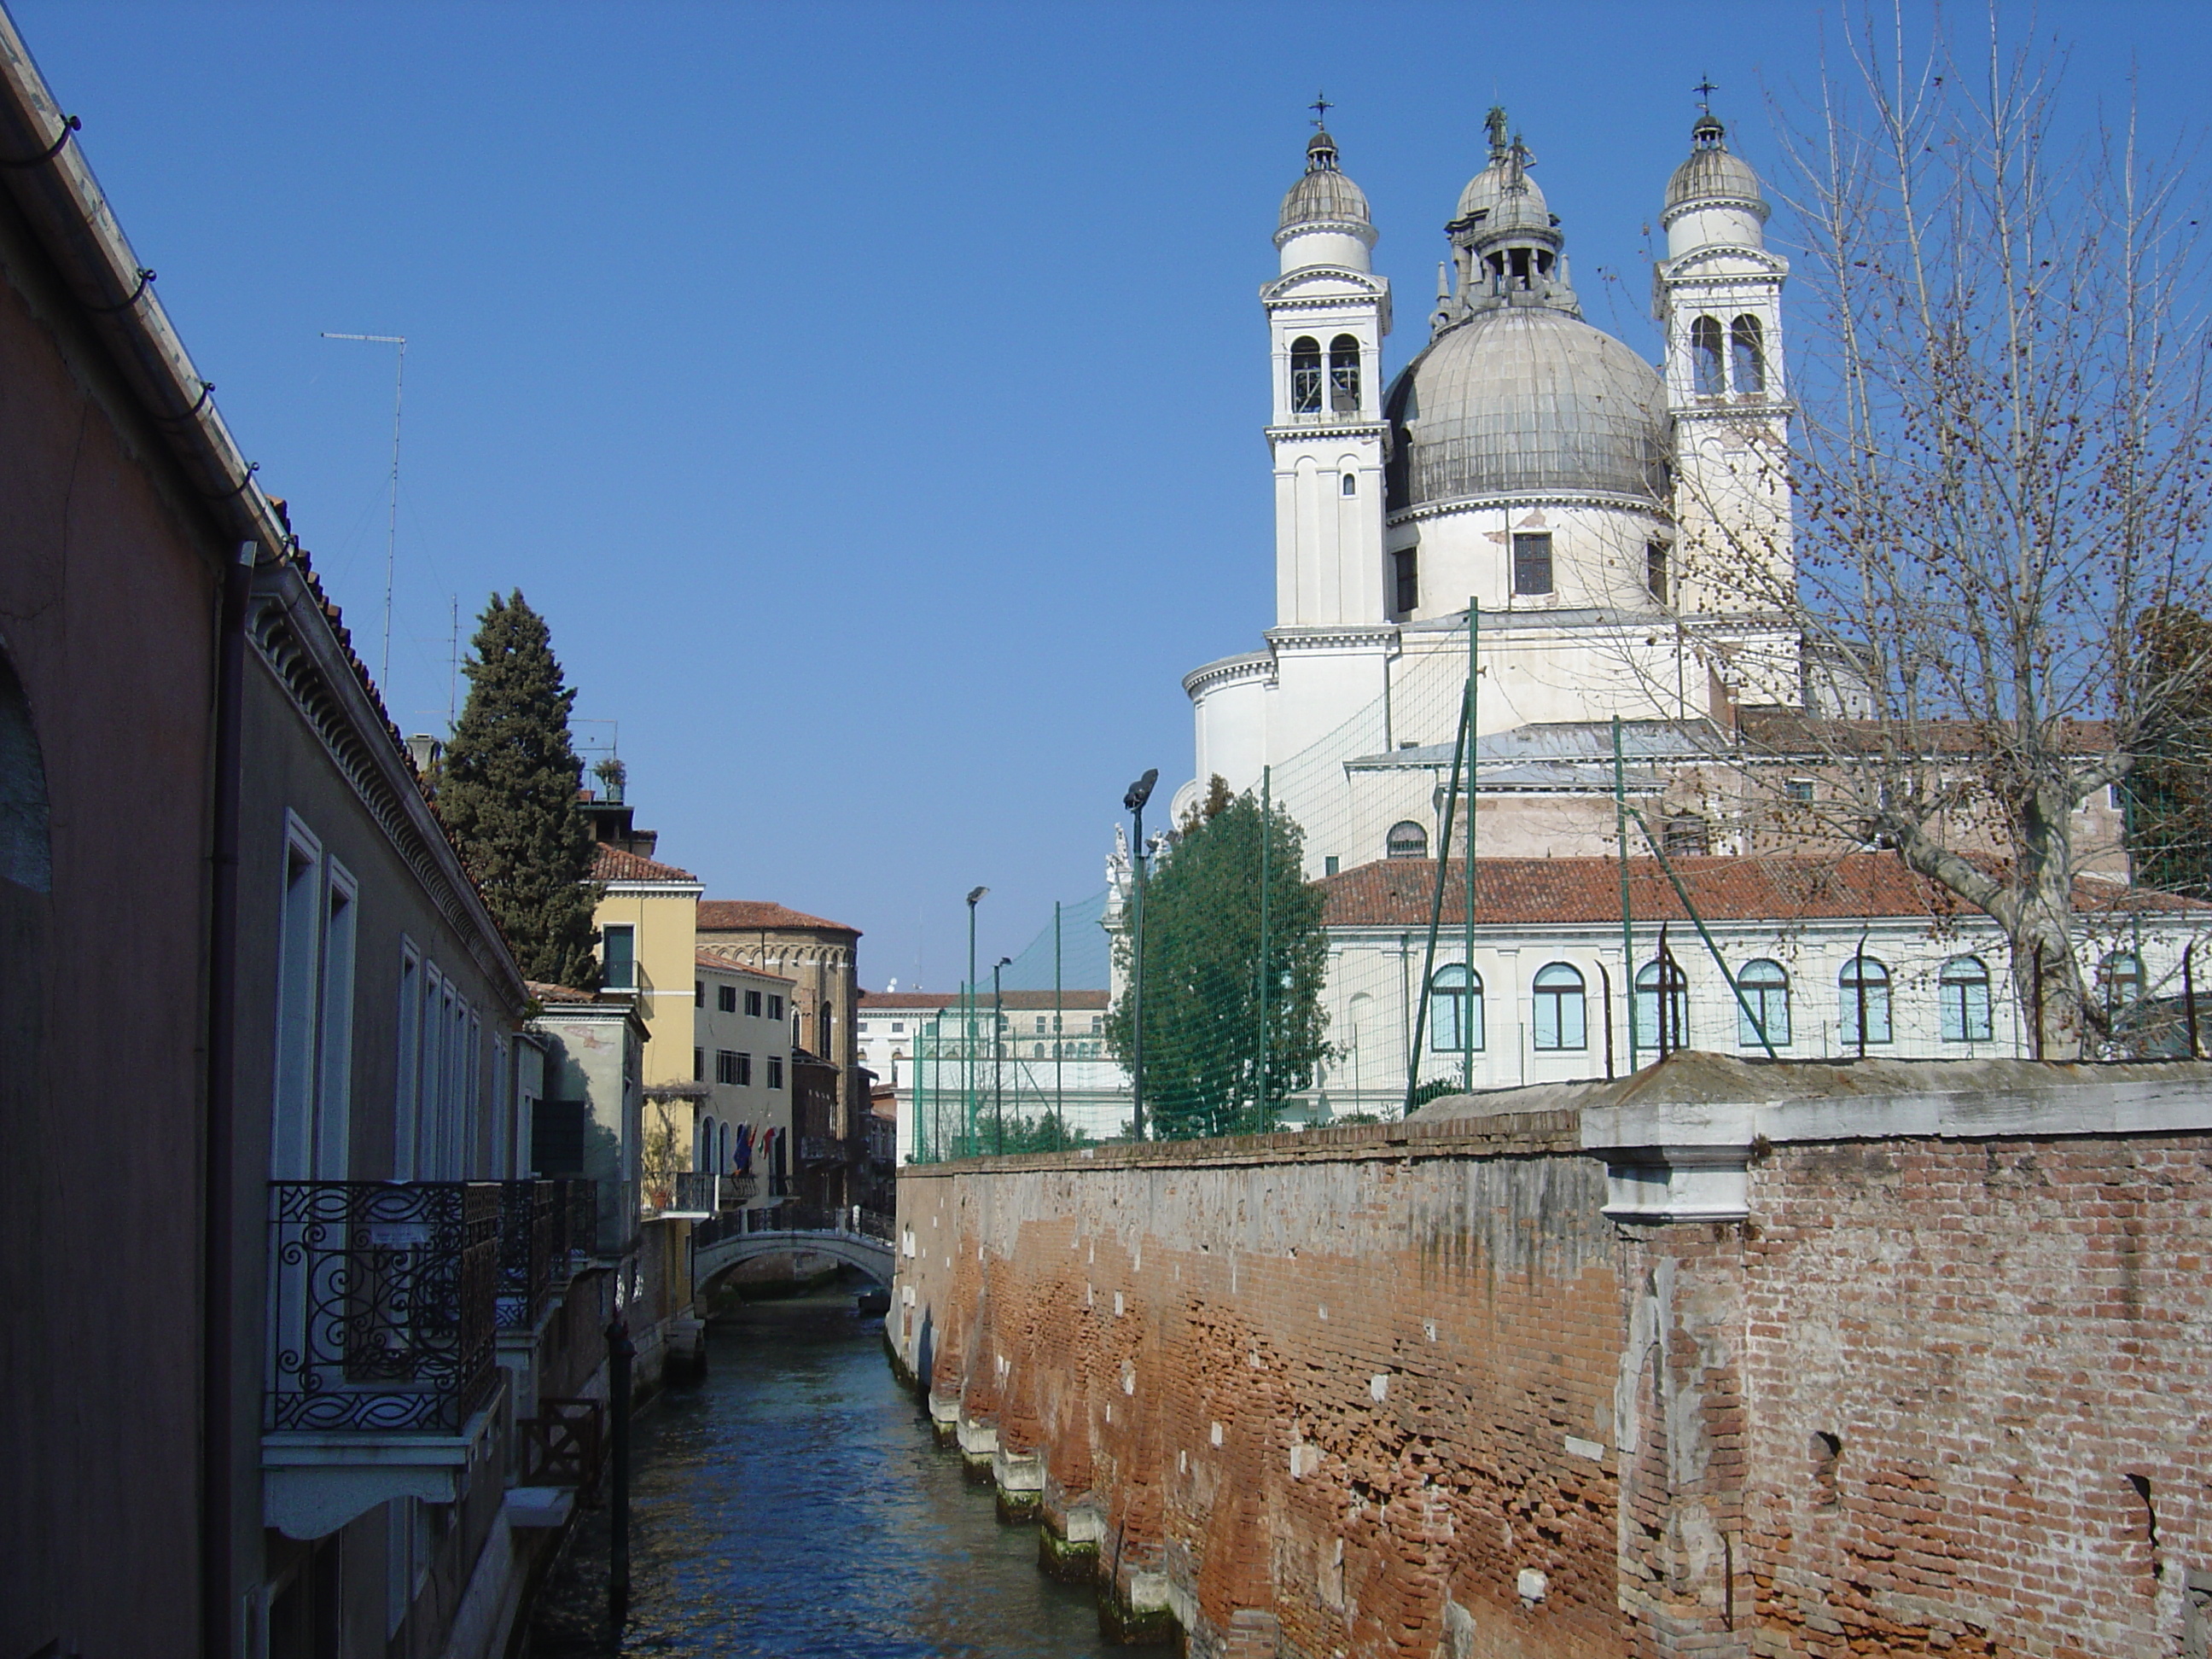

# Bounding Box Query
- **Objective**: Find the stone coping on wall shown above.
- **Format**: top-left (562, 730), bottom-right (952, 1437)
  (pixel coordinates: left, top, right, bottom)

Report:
top-left (1572, 1052), bottom-right (2212, 1151)
top-left (901, 1053), bottom-right (2212, 1225)
top-left (896, 1108), bottom-right (1583, 1178)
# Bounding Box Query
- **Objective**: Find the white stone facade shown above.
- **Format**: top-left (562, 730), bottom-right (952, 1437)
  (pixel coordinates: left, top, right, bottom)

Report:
top-left (1178, 108), bottom-right (1808, 873)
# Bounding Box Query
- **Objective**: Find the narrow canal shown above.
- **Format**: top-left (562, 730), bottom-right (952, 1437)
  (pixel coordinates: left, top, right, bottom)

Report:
top-left (533, 1284), bottom-right (1115, 1657)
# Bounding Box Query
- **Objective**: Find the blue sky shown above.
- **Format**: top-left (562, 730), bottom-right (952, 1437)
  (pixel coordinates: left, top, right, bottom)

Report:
top-left (15, 1), bottom-right (2208, 990)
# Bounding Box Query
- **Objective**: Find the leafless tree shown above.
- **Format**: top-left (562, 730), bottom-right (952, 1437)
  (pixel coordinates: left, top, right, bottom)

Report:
top-left (1685, 5), bottom-right (2212, 1055)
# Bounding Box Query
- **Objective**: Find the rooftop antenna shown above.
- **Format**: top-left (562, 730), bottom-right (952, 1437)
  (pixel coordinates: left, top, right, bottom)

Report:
top-left (1693, 73), bottom-right (1719, 114)
top-left (321, 330), bottom-right (407, 690)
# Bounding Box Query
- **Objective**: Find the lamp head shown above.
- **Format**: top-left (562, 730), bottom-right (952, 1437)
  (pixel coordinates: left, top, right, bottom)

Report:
top-left (1124, 768), bottom-right (1160, 814)
top-left (967, 886), bottom-right (989, 908)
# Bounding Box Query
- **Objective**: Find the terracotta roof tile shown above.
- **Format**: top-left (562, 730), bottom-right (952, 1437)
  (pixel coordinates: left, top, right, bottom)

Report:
top-left (593, 843), bottom-right (698, 882)
top-left (697, 899), bottom-right (860, 935)
top-left (527, 980), bottom-right (593, 1003)
top-left (527, 980), bottom-right (606, 1004)
top-left (1321, 853), bottom-right (2208, 929)
top-left (694, 952), bottom-right (794, 984)
top-left (1738, 709), bottom-right (2117, 756)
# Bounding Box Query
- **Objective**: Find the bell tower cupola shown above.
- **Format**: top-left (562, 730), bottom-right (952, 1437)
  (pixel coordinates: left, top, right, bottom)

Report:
top-left (1656, 102), bottom-right (1795, 618)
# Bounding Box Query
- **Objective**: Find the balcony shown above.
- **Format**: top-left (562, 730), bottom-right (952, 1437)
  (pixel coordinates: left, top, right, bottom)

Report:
top-left (262, 1180), bottom-right (504, 1540)
top-left (799, 1134), bottom-right (847, 1167)
top-left (265, 1180), bottom-right (498, 1434)
top-left (498, 1179), bottom-right (559, 1330)
top-left (666, 1171), bottom-right (765, 1218)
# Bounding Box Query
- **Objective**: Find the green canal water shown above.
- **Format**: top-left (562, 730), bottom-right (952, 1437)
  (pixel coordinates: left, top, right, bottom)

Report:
top-left (562, 1287), bottom-right (1117, 1658)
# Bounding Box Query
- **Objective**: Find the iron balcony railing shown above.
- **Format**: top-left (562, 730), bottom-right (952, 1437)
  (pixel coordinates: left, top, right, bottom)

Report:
top-left (497, 1179), bottom-right (559, 1330)
top-left (668, 1172), bottom-right (719, 1218)
top-left (667, 1171), bottom-right (761, 1217)
top-left (265, 1181), bottom-right (500, 1435)
top-left (561, 1175), bottom-right (597, 1265)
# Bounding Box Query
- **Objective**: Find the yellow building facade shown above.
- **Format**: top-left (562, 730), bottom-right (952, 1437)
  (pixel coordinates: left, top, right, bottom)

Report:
top-left (591, 843), bottom-right (703, 1091)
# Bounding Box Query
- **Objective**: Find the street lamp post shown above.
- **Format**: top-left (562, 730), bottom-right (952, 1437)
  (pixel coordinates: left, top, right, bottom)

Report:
top-left (992, 956), bottom-right (1011, 1154)
top-left (965, 887), bottom-right (987, 1158)
top-left (1124, 769), bottom-right (1158, 1141)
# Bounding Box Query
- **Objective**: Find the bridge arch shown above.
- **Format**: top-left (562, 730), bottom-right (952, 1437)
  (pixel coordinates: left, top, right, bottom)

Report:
top-left (694, 1226), bottom-right (894, 1293)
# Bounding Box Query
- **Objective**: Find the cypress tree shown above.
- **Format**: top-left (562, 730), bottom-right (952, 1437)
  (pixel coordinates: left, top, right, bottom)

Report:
top-left (438, 591), bottom-right (602, 987)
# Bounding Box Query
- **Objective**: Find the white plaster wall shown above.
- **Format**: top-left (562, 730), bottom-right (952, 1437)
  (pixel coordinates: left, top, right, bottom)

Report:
top-left (1388, 500), bottom-right (1674, 623)
top-left (1277, 227), bottom-right (1372, 275)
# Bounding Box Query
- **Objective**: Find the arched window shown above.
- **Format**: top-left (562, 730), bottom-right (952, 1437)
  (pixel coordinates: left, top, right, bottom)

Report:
top-left (2100, 951), bottom-right (2144, 1010)
top-left (1533, 963), bottom-right (1587, 1051)
top-left (1290, 336), bottom-right (1323, 414)
top-left (1387, 820), bottom-right (1429, 860)
top-left (1329, 335), bottom-right (1361, 413)
top-left (1738, 959), bottom-right (1790, 1046)
top-left (698, 1114), bottom-right (717, 1171)
top-left (1730, 315), bottom-right (1766, 395)
top-left (1691, 315), bottom-right (1726, 397)
top-left (0, 646), bottom-right (51, 893)
top-left (1838, 957), bottom-right (1892, 1047)
top-left (1662, 813), bottom-right (1709, 855)
top-left (1341, 471), bottom-right (1358, 497)
top-left (1429, 963), bottom-right (1483, 1052)
top-left (719, 1120), bottom-right (732, 1175)
top-left (1636, 959), bottom-right (1691, 1051)
top-left (1939, 955), bottom-right (1993, 1042)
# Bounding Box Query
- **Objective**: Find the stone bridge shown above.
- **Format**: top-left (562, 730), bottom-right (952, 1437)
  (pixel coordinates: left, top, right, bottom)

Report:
top-left (692, 1205), bottom-right (894, 1289)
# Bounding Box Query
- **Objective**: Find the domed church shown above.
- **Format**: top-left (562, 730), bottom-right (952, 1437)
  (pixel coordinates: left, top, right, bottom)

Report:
top-left (1175, 106), bottom-right (1807, 871)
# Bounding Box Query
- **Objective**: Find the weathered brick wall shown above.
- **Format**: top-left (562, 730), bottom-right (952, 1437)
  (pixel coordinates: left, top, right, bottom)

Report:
top-left (896, 1117), bottom-right (1630, 1658)
top-left (894, 1085), bottom-right (2212, 1659)
top-left (1738, 1135), bottom-right (2212, 1656)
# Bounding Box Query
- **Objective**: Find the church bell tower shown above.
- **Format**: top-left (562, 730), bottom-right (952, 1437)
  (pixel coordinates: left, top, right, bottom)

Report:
top-left (1262, 112), bottom-right (1392, 627)
top-left (1656, 108), bottom-right (1794, 614)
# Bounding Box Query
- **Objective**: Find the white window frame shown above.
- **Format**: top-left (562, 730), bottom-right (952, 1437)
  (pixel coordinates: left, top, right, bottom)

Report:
top-left (395, 942), bottom-right (422, 1180)
top-left (270, 813), bottom-right (325, 1182)
top-left (313, 857), bottom-right (358, 1180)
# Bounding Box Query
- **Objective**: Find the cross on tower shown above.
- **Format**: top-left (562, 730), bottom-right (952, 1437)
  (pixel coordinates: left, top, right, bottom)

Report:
top-left (1694, 74), bottom-right (1719, 114)
top-left (1310, 91), bottom-right (1331, 130)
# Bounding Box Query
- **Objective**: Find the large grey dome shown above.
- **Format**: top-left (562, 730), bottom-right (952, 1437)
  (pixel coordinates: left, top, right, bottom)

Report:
top-left (1279, 129), bottom-right (1371, 230)
top-left (1665, 114), bottom-right (1766, 211)
top-left (1384, 308), bottom-right (1669, 509)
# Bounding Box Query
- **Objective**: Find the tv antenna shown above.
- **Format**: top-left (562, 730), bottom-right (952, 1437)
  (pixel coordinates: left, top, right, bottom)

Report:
top-left (321, 330), bottom-right (407, 690)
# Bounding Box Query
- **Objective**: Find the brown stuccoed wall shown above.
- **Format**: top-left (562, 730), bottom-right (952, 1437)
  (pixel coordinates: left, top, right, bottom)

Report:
top-left (889, 1060), bottom-right (2212, 1658)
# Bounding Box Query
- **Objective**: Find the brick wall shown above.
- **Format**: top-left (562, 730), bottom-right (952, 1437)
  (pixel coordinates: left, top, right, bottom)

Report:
top-left (892, 1076), bottom-right (2212, 1658)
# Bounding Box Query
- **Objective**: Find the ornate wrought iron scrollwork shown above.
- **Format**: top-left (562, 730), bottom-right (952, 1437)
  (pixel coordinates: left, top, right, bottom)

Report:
top-left (497, 1179), bottom-right (557, 1329)
top-left (265, 1180), bottom-right (498, 1433)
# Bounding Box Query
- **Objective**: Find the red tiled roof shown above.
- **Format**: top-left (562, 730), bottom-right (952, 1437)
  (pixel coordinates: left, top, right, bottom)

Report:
top-left (526, 980), bottom-right (598, 1004)
top-left (1738, 710), bottom-right (2118, 757)
top-left (593, 843), bottom-right (698, 882)
top-left (697, 899), bottom-right (860, 936)
top-left (695, 952), bottom-right (794, 983)
top-left (1318, 853), bottom-right (2212, 929)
